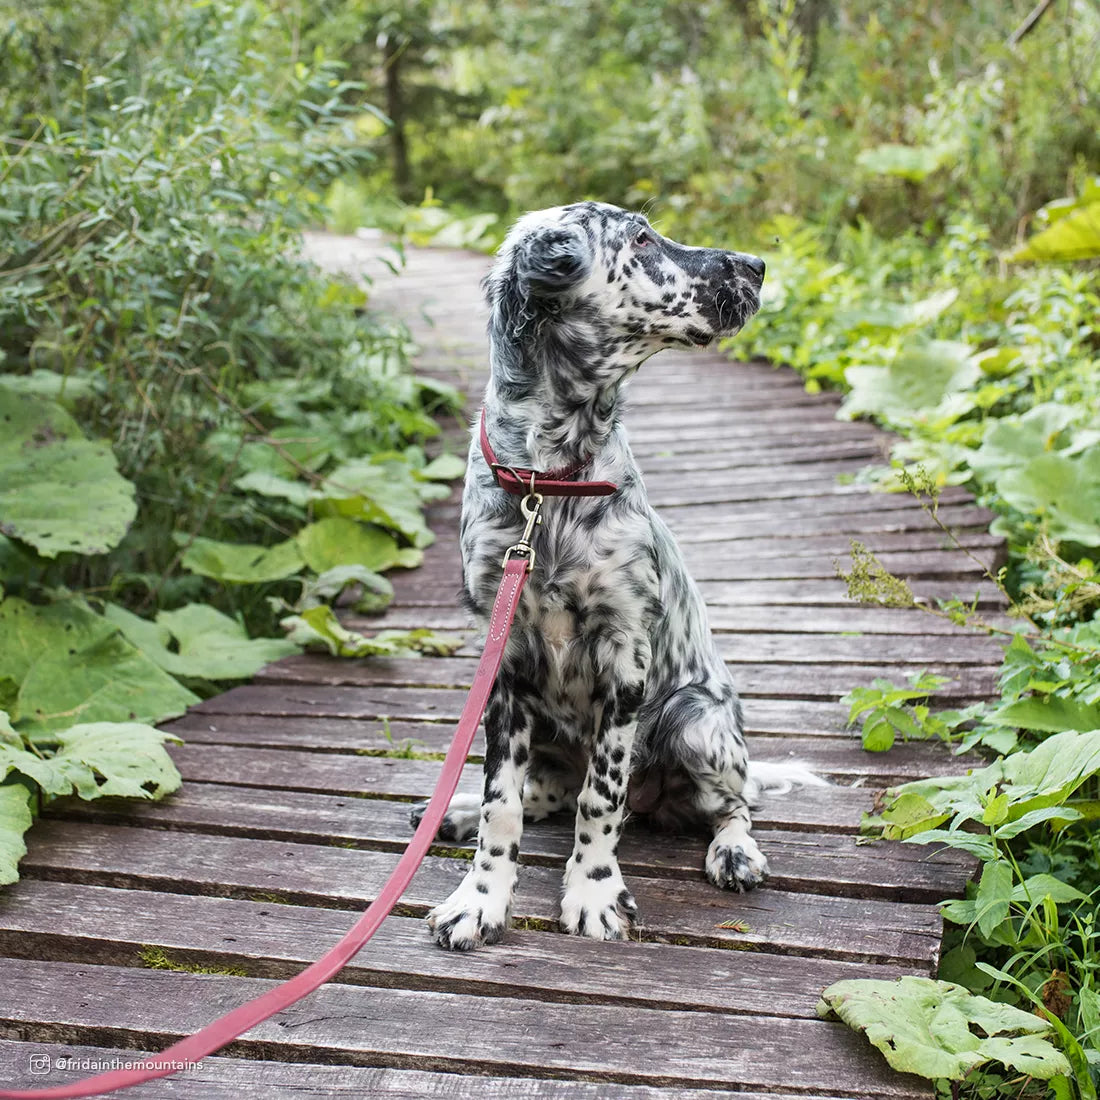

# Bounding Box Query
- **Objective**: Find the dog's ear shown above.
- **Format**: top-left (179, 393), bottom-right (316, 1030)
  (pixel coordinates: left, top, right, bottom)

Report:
top-left (485, 223), bottom-right (591, 342)
top-left (513, 224), bottom-right (591, 297)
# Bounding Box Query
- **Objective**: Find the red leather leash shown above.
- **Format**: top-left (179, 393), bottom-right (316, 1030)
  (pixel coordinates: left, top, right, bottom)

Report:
top-left (2, 414), bottom-right (616, 1099)
top-left (0, 557), bottom-right (533, 1100)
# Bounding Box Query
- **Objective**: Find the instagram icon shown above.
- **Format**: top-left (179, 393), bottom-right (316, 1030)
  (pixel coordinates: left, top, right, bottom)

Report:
top-left (28, 1054), bottom-right (51, 1075)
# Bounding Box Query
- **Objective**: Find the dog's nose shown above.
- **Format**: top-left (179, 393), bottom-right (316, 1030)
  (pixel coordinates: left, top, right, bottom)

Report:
top-left (740, 254), bottom-right (766, 283)
top-left (725, 251), bottom-right (765, 286)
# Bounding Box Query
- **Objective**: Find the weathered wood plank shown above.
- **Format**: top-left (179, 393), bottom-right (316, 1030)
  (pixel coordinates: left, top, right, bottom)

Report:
top-left (0, 960), bottom-right (931, 1096)
top-left (637, 440), bottom-right (885, 470)
top-left (19, 822), bottom-right (944, 965)
top-left (409, 525), bottom-right (1000, 560)
top-left (189, 683), bottom-right (958, 741)
top-left (164, 715), bottom-right (973, 782)
top-left (694, 577), bottom-right (1003, 607)
top-left (48, 773), bottom-right (970, 903)
top-left (0, 881), bottom-right (914, 1020)
top-left (626, 416), bottom-right (881, 445)
top-left (681, 549), bottom-right (991, 582)
top-left (336, 622), bottom-right (1002, 665)
top-left (0, 1039), bottom-right (875, 1100)
top-left (389, 572), bottom-right (1005, 610)
top-left (249, 656), bottom-right (999, 700)
top-left (56, 768), bottom-right (882, 835)
top-left (354, 602), bottom-right (1010, 637)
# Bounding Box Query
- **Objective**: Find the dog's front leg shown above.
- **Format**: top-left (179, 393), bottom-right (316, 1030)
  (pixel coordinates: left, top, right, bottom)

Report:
top-left (426, 677), bottom-right (531, 951)
top-left (559, 655), bottom-right (648, 940)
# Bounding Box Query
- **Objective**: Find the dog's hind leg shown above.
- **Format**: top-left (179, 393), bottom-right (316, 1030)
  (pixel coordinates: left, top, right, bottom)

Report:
top-left (408, 793), bottom-right (481, 843)
top-left (426, 676), bottom-right (532, 950)
top-left (653, 681), bottom-right (770, 892)
top-left (697, 786), bottom-right (770, 892)
top-left (522, 745), bottom-right (583, 822)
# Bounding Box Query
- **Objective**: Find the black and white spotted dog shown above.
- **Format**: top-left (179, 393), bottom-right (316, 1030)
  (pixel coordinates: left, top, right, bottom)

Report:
top-left (415, 201), bottom-right (820, 950)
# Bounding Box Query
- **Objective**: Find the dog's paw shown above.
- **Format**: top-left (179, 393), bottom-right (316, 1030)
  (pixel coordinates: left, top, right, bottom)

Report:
top-left (426, 879), bottom-right (510, 951)
top-left (706, 835), bottom-right (769, 892)
top-left (409, 793), bottom-right (481, 842)
top-left (560, 862), bottom-right (639, 940)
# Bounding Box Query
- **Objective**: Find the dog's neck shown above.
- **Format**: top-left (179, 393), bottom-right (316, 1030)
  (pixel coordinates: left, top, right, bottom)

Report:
top-left (482, 318), bottom-right (645, 471)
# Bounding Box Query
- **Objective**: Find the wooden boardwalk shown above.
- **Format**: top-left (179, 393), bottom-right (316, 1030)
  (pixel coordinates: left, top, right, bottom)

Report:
top-left (0, 237), bottom-right (1007, 1098)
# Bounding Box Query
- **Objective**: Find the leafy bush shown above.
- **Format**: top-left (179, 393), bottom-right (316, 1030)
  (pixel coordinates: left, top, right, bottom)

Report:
top-left (0, 0), bottom-right (464, 883)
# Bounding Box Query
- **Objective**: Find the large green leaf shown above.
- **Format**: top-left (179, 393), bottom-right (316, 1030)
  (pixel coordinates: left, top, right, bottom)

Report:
top-left (0, 370), bottom-right (95, 408)
top-left (867, 729), bottom-right (1100, 841)
top-left (316, 458), bottom-right (435, 548)
top-left (295, 516), bottom-right (422, 573)
top-left (296, 565), bottom-right (394, 615)
top-left (856, 142), bottom-right (954, 182)
top-left (988, 696), bottom-right (1100, 734)
top-left (969, 403), bottom-right (1084, 483)
top-left (0, 780), bottom-right (34, 885)
top-left (178, 535), bottom-right (305, 584)
top-left (104, 602), bottom-right (298, 680)
top-left (1, 721), bottom-right (181, 801)
top-left (0, 383), bottom-right (136, 558)
top-left (833, 289), bottom-right (958, 333)
top-left (418, 453), bottom-right (466, 482)
top-left (233, 471), bottom-right (314, 508)
top-left (0, 598), bottom-right (197, 734)
top-left (281, 605), bottom-right (462, 658)
top-left (840, 342), bottom-right (979, 425)
top-left (996, 449), bottom-right (1100, 546)
top-left (1007, 194), bottom-right (1100, 263)
top-left (46, 722), bottom-right (182, 800)
top-left (818, 977), bottom-right (1070, 1081)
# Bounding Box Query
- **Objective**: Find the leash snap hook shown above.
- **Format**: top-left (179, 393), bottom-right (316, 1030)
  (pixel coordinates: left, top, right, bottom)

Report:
top-left (502, 490), bottom-right (543, 572)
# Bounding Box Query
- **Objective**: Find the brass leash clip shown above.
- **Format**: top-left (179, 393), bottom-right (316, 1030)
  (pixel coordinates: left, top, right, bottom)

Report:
top-left (502, 479), bottom-right (543, 572)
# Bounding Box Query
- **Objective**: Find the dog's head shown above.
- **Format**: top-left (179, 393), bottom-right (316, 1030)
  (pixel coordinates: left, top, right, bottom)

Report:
top-left (485, 202), bottom-right (765, 366)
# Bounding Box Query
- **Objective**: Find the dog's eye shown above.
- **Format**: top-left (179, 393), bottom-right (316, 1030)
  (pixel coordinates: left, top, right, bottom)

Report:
top-left (634, 230), bottom-right (653, 247)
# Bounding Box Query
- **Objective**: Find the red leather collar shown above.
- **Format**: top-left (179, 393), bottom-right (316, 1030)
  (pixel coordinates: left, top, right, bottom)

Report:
top-left (478, 408), bottom-right (618, 497)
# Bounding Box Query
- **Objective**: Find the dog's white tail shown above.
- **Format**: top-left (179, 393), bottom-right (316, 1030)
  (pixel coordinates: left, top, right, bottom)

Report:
top-left (744, 760), bottom-right (829, 804)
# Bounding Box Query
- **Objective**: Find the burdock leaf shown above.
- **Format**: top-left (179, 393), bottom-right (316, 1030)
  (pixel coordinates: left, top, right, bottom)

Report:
top-left (818, 976), bottom-right (1070, 1081)
top-left (105, 602), bottom-right (298, 681)
top-left (47, 722), bottom-right (182, 800)
top-left (0, 781), bottom-right (35, 885)
top-left (0, 383), bottom-right (136, 558)
top-left (0, 597), bottom-right (197, 734)
top-left (178, 535), bottom-right (305, 584)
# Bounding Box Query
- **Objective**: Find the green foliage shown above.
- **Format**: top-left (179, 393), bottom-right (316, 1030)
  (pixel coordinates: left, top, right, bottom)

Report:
top-left (0, 383), bottom-right (136, 557)
top-left (0, 707), bottom-right (183, 883)
top-left (0, 780), bottom-right (35, 886)
top-left (1008, 179), bottom-right (1100, 264)
top-left (102, 603), bottom-right (299, 682)
top-left (1, 721), bottom-right (182, 802)
top-left (841, 671), bottom-right (955, 752)
top-left (856, 143), bottom-right (955, 183)
top-left (0, 0), bottom-right (465, 884)
top-left (0, 597), bottom-right (198, 734)
top-left (840, 340), bottom-right (979, 427)
top-left (334, 0), bottom-right (1099, 252)
top-left (836, 540), bottom-right (917, 608)
top-left (281, 605), bottom-right (462, 659)
top-left (177, 537), bottom-right (307, 586)
top-left (864, 729), bottom-right (1100, 844)
top-left (857, 718), bottom-right (1100, 1093)
top-left (818, 977), bottom-right (1070, 1081)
